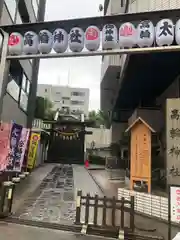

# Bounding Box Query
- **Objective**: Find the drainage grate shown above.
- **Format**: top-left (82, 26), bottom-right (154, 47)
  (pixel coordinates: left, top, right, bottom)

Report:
top-left (63, 191), bottom-right (74, 201)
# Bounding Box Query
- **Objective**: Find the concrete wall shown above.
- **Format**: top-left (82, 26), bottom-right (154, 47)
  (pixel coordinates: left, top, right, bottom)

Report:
top-left (128, 0), bottom-right (180, 13)
top-left (1, 94), bottom-right (27, 126)
top-left (111, 122), bottom-right (128, 143)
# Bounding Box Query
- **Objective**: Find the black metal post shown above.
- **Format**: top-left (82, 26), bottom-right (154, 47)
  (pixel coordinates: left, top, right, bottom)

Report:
top-left (75, 190), bottom-right (82, 224)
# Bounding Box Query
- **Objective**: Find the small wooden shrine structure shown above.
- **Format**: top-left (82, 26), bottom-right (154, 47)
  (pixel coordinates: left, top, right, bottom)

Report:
top-left (126, 117), bottom-right (155, 193)
top-left (42, 115), bottom-right (93, 164)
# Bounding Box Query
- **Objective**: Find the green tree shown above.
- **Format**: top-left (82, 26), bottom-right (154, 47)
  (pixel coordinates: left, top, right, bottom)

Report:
top-left (88, 110), bottom-right (110, 128)
top-left (35, 96), bottom-right (55, 120)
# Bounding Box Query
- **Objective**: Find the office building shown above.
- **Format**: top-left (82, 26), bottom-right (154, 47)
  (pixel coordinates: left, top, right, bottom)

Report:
top-left (0, 0), bottom-right (46, 126)
top-left (37, 84), bottom-right (90, 116)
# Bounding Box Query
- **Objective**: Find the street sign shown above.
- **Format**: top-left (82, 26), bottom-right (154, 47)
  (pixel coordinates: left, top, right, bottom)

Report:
top-left (168, 185), bottom-right (180, 240)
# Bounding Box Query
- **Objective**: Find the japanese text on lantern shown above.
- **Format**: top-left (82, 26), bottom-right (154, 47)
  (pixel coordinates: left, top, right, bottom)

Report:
top-left (8, 35), bottom-right (20, 46)
top-left (70, 29), bottom-right (82, 43)
top-left (86, 28), bottom-right (98, 40)
top-left (120, 25), bottom-right (134, 37)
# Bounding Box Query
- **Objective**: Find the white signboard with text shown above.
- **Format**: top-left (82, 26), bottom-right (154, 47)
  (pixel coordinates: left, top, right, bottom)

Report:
top-left (170, 186), bottom-right (180, 222)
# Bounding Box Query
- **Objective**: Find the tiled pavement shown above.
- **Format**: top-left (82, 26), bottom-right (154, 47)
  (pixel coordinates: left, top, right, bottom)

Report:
top-left (11, 164), bottom-right (103, 226)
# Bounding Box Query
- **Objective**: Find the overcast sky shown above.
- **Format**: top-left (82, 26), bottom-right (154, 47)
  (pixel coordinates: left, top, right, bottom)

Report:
top-left (38, 0), bottom-right (104, 110)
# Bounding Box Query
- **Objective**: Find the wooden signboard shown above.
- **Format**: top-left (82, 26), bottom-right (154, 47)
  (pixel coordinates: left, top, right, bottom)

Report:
top-left (126, 117), bottom-right (155, 193)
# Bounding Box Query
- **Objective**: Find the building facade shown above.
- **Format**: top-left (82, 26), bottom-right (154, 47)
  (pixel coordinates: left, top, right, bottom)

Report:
top-left (101, 0), bottom-right (180, 188)
top-left (37, 84), bottom-right (90, 116)
top-left (0, 0), bottom-right (46, 126)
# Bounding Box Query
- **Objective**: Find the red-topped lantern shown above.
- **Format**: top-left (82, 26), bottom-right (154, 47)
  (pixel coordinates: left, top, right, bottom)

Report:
top-left (85, 26), bottom-right (100, 51)
top-left (8, 32), bottom-right (23, 55)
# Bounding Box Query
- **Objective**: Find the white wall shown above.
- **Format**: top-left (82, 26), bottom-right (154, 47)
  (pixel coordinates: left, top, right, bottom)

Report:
top-left (118, 188), bottom-right (170, 223)
top-left (85, 127), bottom-right (111, 149)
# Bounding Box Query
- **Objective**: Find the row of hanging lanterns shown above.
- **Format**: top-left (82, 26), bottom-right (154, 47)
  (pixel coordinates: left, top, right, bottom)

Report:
top-left (8, 19), bottom-right (180, 55)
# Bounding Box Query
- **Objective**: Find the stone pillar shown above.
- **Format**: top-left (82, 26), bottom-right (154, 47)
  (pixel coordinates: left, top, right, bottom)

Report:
top-left (166, 98), bottom-right (180, 186)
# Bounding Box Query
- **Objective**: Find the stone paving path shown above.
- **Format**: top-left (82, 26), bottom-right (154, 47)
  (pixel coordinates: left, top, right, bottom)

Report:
top-left (14, 165), bottom-right (76, 224)
top-left (0, 222), bottom-right (113, 240)
top-left (73, 165), bottom-right (103, 225)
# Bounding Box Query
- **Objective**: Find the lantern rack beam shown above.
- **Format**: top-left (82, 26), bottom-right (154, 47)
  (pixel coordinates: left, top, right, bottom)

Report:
top-left (6, 45), bottom-right (180, 60)
top-left (1, 8), bottom-right (180, 34)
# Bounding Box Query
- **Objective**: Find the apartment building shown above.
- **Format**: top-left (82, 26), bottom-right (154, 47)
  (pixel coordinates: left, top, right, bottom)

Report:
top-left (37, 84), bottom-right (90, 116)
top-left (0, 0), bottom-right (46, 126)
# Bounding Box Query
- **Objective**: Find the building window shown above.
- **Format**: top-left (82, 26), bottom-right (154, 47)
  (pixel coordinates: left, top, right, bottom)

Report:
top-left (62, 97), bottom-right (70, 100)
top-left (56, 92), bottom-right (61, 94)
top-left (21, 73), bottom-right (30, 95)
top-left (71, 100), bottom-right (84, 105)
top-left (55, 100), bottom-right (61, 103)
top-left (121, 0), bottom-right (124, 7)
top-left (7, 75), bottom-right (20, 102)
top-left (22, 74), bottom-right (27, 91)
top-left (71, 91), bottom-right (85, 97)
top-left (32, 0), bottom-right (38, 17)
top-left (26, 80), bottom-right (30, 94)
top-left (19, 89), bottom-right (28, 112)
top-left (45, 89), bottom-right (47, 92)
top-left (4, 0), bottom-right (17, 22)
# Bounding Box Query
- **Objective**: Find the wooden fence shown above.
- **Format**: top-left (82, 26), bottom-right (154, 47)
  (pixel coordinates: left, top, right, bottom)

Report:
top-left (75, 190), bottom-right (135, 237)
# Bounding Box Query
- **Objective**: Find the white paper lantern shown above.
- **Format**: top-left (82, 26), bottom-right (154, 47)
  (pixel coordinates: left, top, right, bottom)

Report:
top-left (53, 28), bottom-right (68, 53)
top-left (137, 20), bottom-right (155, 47)
top-left (85, 26), bottom-right (100, 51)
top-left (23, 31), bottom-right (39, 54)
top-left (8, 32), bottom-right (23, 55)
top-left (156, 19), bottom-right (174, 46)
top-left (119, 22), bottom-right (136, 48)
top-left (102, 24), bottom-right (118, 50)
top-left (38, 30), bottom-right (53, 54)
top-left (175, 19), bottom-right (180, 45)
top-left (69, 27), bottom-right (84, 52)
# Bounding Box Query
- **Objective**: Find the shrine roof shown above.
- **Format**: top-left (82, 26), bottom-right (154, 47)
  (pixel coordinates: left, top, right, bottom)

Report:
top-left (125, 117), bottom-right (156, 133)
